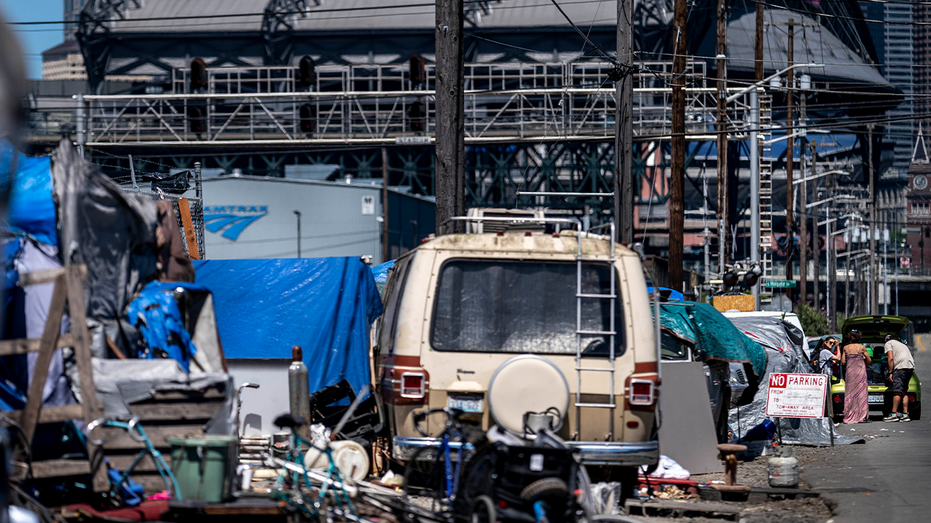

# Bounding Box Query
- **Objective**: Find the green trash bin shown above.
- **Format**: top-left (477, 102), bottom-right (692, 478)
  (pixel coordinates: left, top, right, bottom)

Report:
top-left (168, 435), bottom-right (238, 503)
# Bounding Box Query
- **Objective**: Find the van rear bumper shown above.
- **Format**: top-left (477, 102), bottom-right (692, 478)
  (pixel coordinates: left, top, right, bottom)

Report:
top-left (393, 436), bottom-right (658, 467)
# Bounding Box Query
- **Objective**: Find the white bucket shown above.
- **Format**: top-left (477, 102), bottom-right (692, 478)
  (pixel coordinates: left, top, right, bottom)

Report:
top-left (767, 455), bottom-right (799, 488)
top-left (304, 440), bottom-right (370, 482)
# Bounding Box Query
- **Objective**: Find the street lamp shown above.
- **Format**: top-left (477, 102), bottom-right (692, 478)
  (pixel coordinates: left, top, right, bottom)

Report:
top-left (293, 210), bottom-right (302, 258)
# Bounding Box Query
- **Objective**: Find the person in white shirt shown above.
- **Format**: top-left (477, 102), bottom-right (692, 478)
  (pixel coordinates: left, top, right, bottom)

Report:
top-left (884, 334), bottom-right (916, 422)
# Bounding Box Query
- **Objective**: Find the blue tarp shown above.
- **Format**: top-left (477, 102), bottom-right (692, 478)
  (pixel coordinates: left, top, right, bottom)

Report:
top-left (2, 142), bottom-right (56, 245)
top-left (192, 258), bottom-right (384, 396)
top-left (371, 259), bottom-right (394, 295)
top-left (126, 281), bottom-right (201, 372)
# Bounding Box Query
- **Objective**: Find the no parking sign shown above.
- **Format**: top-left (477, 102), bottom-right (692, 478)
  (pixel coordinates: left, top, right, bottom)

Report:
top-left (765, 373), bottom-right (828, 419)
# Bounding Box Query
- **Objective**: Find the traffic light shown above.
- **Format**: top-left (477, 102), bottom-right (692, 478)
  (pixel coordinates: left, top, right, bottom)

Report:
top-left (299, 103), bottom-right (315, 134)
top-left (408, 101), bottom-right (424, 132)
top-left (298, 56), bottom-right (316, 88)
top-left (188, 105), bottom-right (206, 134)
top-left (743, 264), bottom-right (762, 288)
top-left (409, 55), bottom-right (425, 86)
top-left (722, 270), bottom-right (739, 289)
top-left (190, 58), bottom-right (207, 92)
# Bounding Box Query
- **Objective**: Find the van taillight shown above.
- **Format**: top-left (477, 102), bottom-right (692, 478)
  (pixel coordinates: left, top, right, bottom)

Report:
top-left (629, 379), bottom-right (655, 405)
top-left (400, 372), bottom-right (426, 398)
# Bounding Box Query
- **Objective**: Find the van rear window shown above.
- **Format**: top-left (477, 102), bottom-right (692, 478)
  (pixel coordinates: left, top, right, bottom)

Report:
top-left (431, 260), bottom-right (625, 355)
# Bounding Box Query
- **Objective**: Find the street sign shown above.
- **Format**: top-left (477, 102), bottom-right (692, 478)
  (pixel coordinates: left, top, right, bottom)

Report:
top-left (764, 280), bottom-right (796, 289)
top-left (765, 373), bottom-right (828, 419)
top-left (900, 257), bottom-right (911, 269)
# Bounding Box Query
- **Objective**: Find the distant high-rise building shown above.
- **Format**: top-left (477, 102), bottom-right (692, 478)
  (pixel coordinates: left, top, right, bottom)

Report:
top-left (63, 0), bottom-right (86, 41)
top-left (860, 1), bottom-right (915, 170)
top-left (916, 5), bottom-right (931, 126)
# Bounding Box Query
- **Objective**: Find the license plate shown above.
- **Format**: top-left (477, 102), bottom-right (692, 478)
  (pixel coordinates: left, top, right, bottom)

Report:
top-left (868, 393), bottom-right (884, 404)
top-left (449, 395), bottom-right (483, 413)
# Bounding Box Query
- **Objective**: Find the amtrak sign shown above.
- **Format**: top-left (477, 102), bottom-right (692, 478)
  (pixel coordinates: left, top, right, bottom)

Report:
top-left (204, 205), bottom-right (268, 241)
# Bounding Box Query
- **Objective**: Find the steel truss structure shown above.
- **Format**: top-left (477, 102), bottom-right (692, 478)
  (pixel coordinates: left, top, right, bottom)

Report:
top-left (82, 61), bottom-right (769, 149)
top-left (81, 61), bottom-right (766, 230)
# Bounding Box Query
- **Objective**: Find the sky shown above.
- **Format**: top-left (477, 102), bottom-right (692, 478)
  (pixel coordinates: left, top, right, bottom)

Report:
top-left (0, 0), bottom-right (65, 80)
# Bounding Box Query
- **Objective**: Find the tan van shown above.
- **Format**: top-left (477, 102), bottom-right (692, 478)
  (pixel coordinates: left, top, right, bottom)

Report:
top-left (374, 217), bottom-right (659, 471)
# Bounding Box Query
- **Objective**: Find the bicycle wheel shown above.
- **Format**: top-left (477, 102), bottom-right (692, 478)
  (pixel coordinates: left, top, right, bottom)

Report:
top-left (470, 495), bottom-right (496, 523)
top-left (403, 446), bottom-right (452, 510)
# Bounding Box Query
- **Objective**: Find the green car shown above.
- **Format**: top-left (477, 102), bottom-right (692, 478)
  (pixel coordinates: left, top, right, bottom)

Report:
top-left (828, 315), bottom-right (921, 421)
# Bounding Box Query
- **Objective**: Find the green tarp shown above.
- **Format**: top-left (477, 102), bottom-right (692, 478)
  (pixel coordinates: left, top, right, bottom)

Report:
top-left (657, 301), bottom-right (767, 378)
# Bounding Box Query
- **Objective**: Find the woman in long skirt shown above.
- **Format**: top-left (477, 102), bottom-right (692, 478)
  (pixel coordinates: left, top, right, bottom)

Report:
top-left (842, 330), bottom-right (873, 424)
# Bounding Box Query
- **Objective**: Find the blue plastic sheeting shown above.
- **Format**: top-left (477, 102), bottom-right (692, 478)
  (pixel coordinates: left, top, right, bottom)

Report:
top-left (2, 142), bottom-right (56, 246)
top-left (126, 281), bottom-right (200, 372)
top-left (371, 259), bottom-right (394, 295)
top-left (658, 301), bottom-right (767, 378)
top-left (647, 287), bottom-right (684, 302)
top-left (193, 258), bottom-right (384, 396)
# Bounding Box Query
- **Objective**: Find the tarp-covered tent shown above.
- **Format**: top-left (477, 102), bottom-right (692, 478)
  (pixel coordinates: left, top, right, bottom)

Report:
top-left (193, 258), bottom-right (383, 396)
top-left (726, 314), bottom-right (861, 445)
top-left (659, 301), bottom-right (767, 378)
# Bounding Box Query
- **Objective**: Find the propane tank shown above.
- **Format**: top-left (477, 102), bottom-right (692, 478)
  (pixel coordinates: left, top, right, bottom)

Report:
top-left (767, 446), bottom-right (799, 487)
top-left (288, 345), bottom-right (312, 443)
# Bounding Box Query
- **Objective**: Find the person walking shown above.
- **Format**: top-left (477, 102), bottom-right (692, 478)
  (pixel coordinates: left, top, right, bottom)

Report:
top-left (815, 336), bottom-right (840, 376)
top-left (883, 334), bottom-right (915, 422)
top-left (842, 330), bottom-right (872, 424)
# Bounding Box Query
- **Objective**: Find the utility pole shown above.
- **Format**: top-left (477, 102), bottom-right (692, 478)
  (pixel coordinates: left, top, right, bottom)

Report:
top-left (616, 0), bottom-right (634, 246)
top-left (750, 89), bottom-right (761, 309)
top-left (716, 0), bottom-right (728, 276)
top-left (670, 0), bottom-right (687, 290)
top-left (811, 145), bottom-right (820, 312)
top-left (894, 212), bottom-right (899, 315)
top-left (868, 124), bottom-right (877, 314)
top-left (799, 88), bottom-right (807, 304)
top-left (755, 1), bottom-right (764, 82)
top-left (435, 0), bottom-right (465, 234)
top-left (785, 22), bottom-right (795, 299)
top-left (382, 147), bottom-right (390, 263)
top-left (293, 210), bottom-right (302, 258)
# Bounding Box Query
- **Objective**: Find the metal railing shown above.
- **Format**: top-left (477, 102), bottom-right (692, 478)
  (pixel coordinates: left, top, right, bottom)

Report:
top-left (80, 61), bottom-right (769, 147)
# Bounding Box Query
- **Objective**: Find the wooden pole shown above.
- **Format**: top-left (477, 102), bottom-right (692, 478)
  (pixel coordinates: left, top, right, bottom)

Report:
top-left (755, 1), bottom-right (764, 82)
top-left (382, 147), bottom-right (390, 262)
top-left (669, 0), bottom-right (687, 290)
top-left (786, 21), bottom-right (795, 298)
top-left (615, 0), bottom-right (634, 246)
top-left (812, 145), bottom-right (821, 312)
top-left (716, 0), bottom-right (728, 276)
top-left (869, 124), bottom-right (877, 314)
top-left (435, 0), bottom-right (465, 234)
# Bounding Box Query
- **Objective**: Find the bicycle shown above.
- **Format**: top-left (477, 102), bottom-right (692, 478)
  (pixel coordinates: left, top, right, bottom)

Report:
top-left (84, 416), bottom-right (182, 505)
top-left (402, 408), bottom-right (474, 513)
top-left (265, 385), bottom-right (375, 522)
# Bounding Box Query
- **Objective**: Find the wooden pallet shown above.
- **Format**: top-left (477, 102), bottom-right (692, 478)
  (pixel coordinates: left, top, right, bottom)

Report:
top-left (98, 387), bottom-right (228, 492)
top-left (0, 265), bottom-right (108, 491)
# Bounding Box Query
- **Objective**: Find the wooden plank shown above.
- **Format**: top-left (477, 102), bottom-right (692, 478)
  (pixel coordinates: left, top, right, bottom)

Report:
top-left (0, 334), bottom-right (75, 356)
top-left (128, 402), bottom-right (223, 421)
top-left (144, 389), bottom-right (226, 402)
top-left (20, 266), bottom-right (86, 286)
top-left (65, 265), bottom-right (108, 492)
top-left (21, 274), bottom-right (67, 443)
top-left (177, 198), bottom-right (200, 260)
top-left (100, 424), bottom-right (205, 450)
top-left (3, 404), bottom-right (84, 425)
top-left (29, 459), bottom-right (92, 479)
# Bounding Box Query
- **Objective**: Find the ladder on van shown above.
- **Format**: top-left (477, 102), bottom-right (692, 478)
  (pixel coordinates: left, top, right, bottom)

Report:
top-left (574, 223), bottom-right (618, 436)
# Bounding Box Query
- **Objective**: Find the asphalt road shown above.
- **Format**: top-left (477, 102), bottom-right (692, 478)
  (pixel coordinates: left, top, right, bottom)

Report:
top-left (803, 334), bottom-right (931, 523)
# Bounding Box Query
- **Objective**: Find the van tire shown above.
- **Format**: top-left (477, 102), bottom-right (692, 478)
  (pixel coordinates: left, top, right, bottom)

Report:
top-left (519, 477), bottom-right (568, 503)
top-left (910, 402), bottom-right (921, 420)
